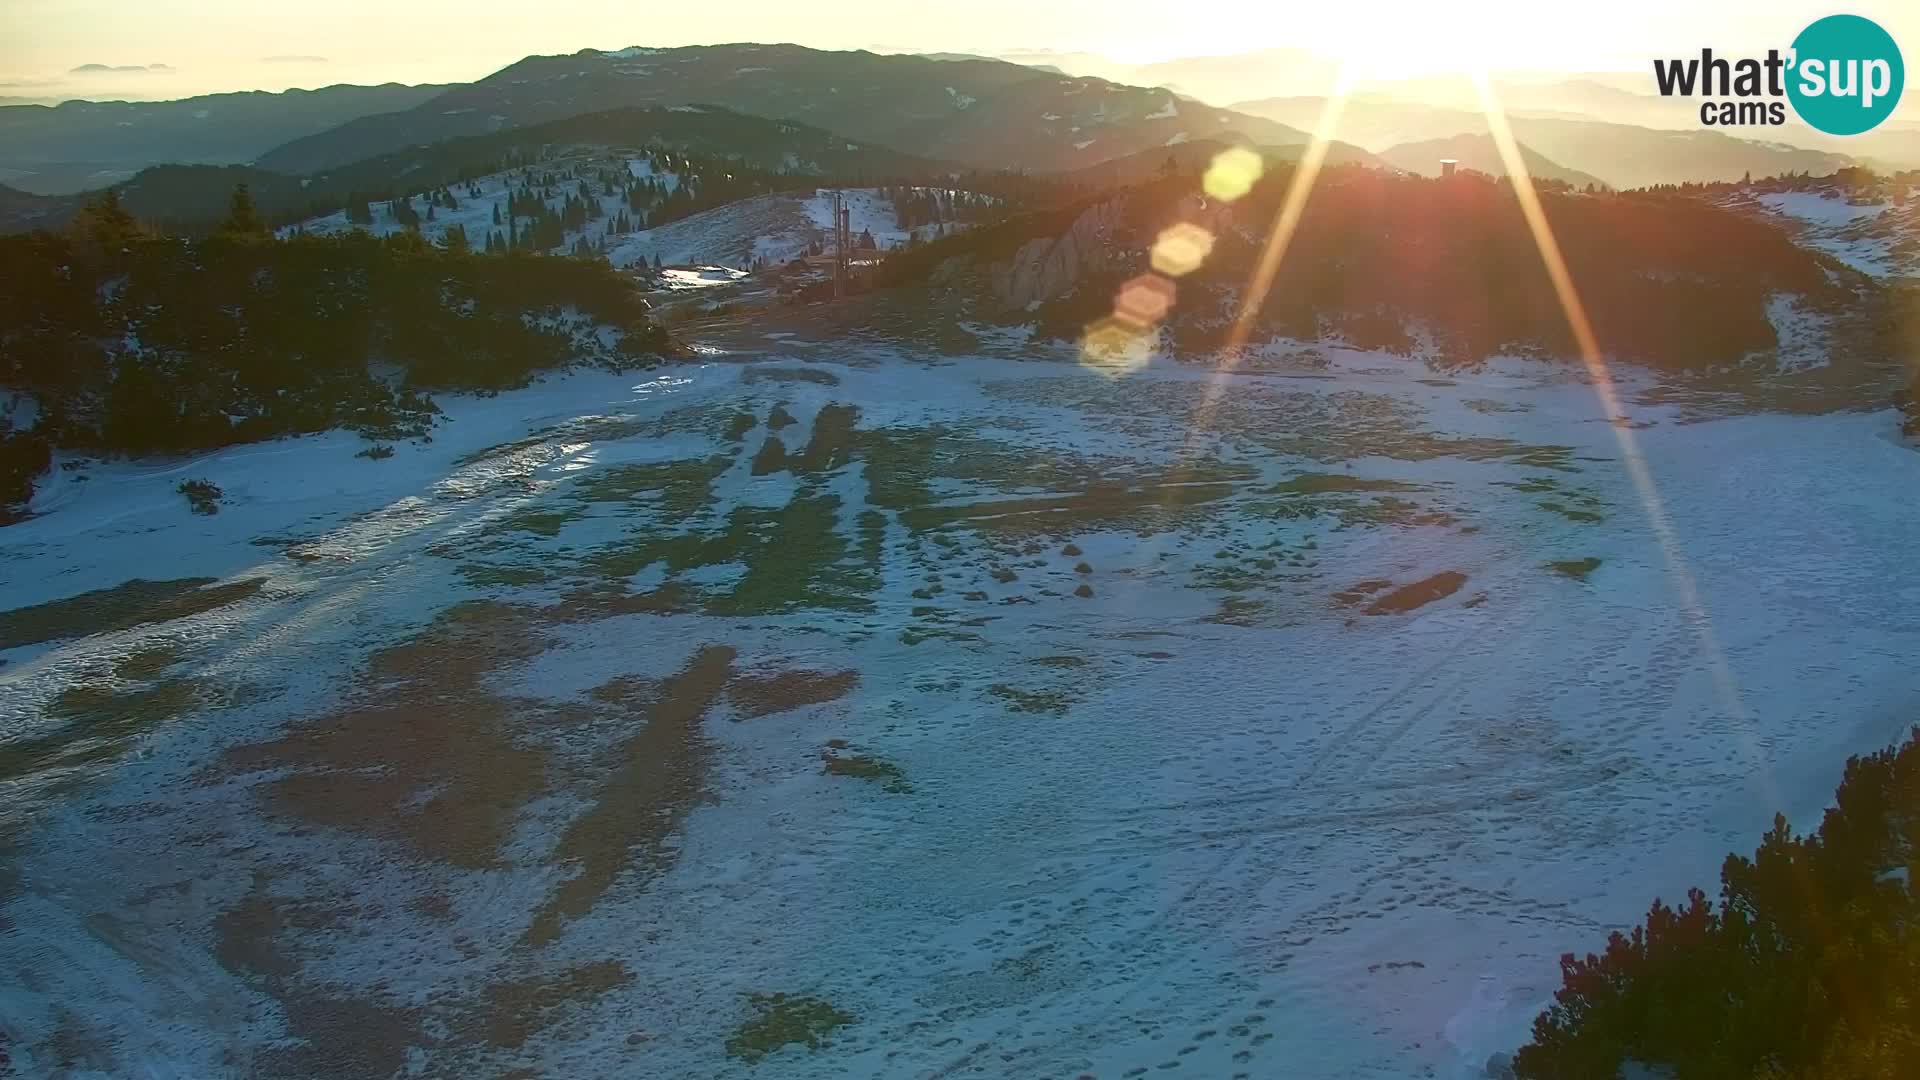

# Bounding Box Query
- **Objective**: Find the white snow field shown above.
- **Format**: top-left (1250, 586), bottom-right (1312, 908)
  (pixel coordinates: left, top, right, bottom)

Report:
top-left (2, 346), bottom-right (1918, 1079)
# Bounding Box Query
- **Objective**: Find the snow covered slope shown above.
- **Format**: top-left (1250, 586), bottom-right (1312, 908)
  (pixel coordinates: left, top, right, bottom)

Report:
top-left (2, 346), bottom-right (1917, 1078)
top-left (1727, 184), bottom-right (1920, 281)
top-left (1772, 189), bottom-right (1920, 280)
top-left (290, 155), bottom-right (958, 270)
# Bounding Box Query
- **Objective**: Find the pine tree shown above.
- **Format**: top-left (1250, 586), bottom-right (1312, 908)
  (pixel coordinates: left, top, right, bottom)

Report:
top-left (492, 204), bottom-right (502, 226)
top-left (221, 183), bottom-right (268, 238)
top-left (77, 188), bottom-right (141, 252)
top-left (444, 223), bottom-right (469, 255)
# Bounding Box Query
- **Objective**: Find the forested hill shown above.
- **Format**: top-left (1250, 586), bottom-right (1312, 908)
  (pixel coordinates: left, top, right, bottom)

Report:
top-left (888, 165), bottom-right (1898, 379)
top-left (0, 105), bottom-right (954, 236)
top-left (253, 43), bottom-right (1339, 179)
top-left (0, 83), bottom-right (449, 195)
top-left (0, 193), bottom-right (671, 518)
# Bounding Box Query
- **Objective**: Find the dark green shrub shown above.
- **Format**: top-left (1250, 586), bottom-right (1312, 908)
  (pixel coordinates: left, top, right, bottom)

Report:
top-left (177, 479), bottom-right (221, 515)
top-left (1516, 727), bottom-right (1920, 1078)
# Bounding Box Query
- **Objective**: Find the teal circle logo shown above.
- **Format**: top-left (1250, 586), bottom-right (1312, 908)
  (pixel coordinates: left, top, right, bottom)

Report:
top-left (1787, 14), bottom-right (1904, 135)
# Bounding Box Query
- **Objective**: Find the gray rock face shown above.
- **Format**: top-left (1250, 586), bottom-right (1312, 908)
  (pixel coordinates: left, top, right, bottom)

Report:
top-left (986, 198), bottom-right (1124, 310)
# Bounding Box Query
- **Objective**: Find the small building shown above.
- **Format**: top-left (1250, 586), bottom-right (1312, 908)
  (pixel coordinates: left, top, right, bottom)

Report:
top-left (1440, 159), bottom-right (1459, 179)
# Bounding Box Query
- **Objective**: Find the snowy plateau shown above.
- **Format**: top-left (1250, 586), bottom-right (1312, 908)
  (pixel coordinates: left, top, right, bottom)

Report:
top-left (3, 315), bottom-right (1918, 1078)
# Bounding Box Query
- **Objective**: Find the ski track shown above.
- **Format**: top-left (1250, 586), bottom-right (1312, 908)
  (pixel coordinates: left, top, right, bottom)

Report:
top-left (2, 350), bottom-right (1918, 1079)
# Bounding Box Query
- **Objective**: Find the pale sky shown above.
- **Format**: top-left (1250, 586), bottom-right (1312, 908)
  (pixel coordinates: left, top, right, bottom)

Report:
top-left (3, 0), bottom-right (1918, 102)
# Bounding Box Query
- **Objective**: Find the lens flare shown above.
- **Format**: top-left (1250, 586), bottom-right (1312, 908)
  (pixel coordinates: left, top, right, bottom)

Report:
top-left (1202, 147), bottom-right (1264, 203)
top-left (1152, 222), bottom-right (1215, 278)
top-left (1080, 314), bottom-right (1153, 375)
top-left (1114, 273), bottom-right (1176, 329)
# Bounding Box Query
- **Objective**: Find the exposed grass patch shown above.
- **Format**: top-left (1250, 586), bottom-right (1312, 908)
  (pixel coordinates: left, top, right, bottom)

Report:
top-left (571, 455), bottom-right (730, 515)
top-left (728, 669), bottom-right (858, 719)
top-left (1539, 501), bottom-right (1605, 524)
top-left (987, 684), bottom-right (1077, 716)
top-left (724, 412), bottom-right (758, 440)
top-left (222, 601), bottom-right (555, 872)
top-left (113, 642), bottom-right (185, 679)
top-left (586, 493), bottom-right (878, 615)
top-left (1363, 571), bottom-right (1468, 615)
top-left (524, 646), bottom-right (736, 947)
top-left (1207, 594), bottom-right (1274, 625)
top-left (0, 678), bottom-right (207, 783)
top-left (1248, 491), bottom-right (1454, 529)
top-left (482, 961), bottom-right (632, 1049)
top-left (503, 508), bottom-right (580, 537)
top-left (822, 751), bottom-right (911, 793)
top-left (458, 563), bottom-right (551, 588)
top-left (1269, 473), bottom-right (1422, 495)
top-left (751, 435), bottom-right (790, 476)
top-left (725, 993), bottom-right (855, 1064)
top-left (796, 404), bottom-right (859, 473)
top-left (1548, 557), bottom-right (1603, 581)
top-left (0, 577), bottom-right (265, 650)
top-left (1465, 398), bottom-right (1532, 414)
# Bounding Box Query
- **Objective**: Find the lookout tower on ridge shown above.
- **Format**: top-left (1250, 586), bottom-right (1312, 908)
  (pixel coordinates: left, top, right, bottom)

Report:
top-left (1440, 159), bottom-right (1459, 179)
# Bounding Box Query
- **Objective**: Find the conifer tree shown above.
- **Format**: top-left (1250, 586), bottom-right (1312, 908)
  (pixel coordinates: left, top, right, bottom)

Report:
top-left (78, 188), bottom-right (141, 252)
top-left (221, 183), bottom-right (269, 238)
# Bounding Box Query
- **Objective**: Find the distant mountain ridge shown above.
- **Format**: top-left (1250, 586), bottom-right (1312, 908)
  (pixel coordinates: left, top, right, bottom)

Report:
top-left (255, 45), bottom-right (1043, 175)
top-left (1231, 96), bottom-right (1855, 188)
top-left (253, 44), bottom-right (1350, 177)
top-left (0, 83), bottom-right (448, 194)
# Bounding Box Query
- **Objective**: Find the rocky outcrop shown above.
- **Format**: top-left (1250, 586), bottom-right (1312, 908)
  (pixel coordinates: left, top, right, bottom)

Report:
top-left (985, 198), bottom-right (1126, 310)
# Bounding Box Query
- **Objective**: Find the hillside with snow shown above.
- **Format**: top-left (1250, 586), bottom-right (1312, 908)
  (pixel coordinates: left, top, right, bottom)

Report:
top-left (288, 148), bottom-right (981, 271)
top-left (2, 337), bottom-right (1917, 1078)
top-left (1722, 184), bottom-right (1920, 282)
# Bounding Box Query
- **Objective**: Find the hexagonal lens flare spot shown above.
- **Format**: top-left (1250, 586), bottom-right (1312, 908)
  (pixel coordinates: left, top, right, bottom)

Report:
top-left (1079, 315), bottom-right (1152, 375)
top-left (1113, 273), bottom-right (1175, 329)
top-left (1151, 222), bottom-right (1215, 277)
top-left (1202, 146), bottom-right (1264, 202)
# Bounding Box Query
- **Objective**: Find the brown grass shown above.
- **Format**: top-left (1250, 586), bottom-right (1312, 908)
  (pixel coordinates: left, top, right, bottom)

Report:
top-left (483, 961), bottom-right (632, 1048)
top-left (726, 669), bottom-right (859, 719)
top-left (524, 645), bottom-right (736, 947)
top-left (220, 601), bottom-right (555, 868)
top-left (1364, 571), bottom-right (1468, 615)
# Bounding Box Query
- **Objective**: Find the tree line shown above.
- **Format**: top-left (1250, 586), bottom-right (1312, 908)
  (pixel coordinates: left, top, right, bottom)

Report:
top-left (0, 186), bottom-right (671, 519)
top-left (1515, 725), bottom-right (1920, 1078)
